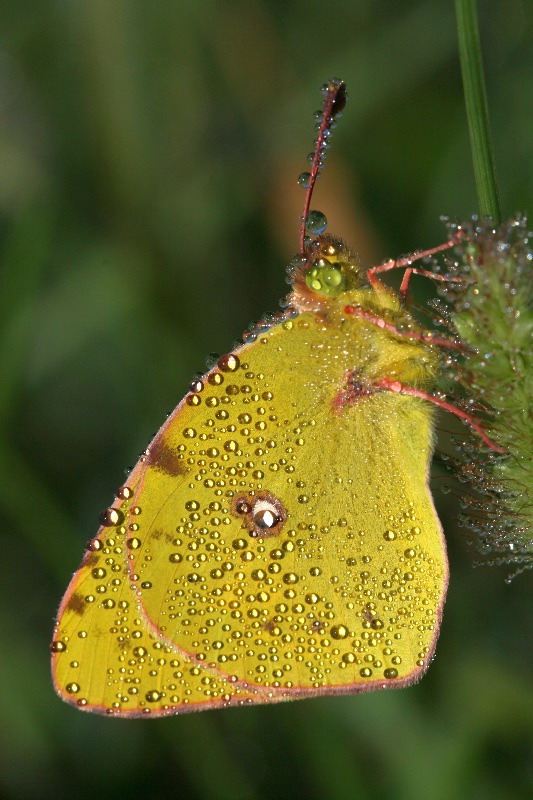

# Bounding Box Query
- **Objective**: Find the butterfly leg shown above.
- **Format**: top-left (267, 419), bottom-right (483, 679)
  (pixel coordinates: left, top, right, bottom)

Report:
top-left (376, 377), bottom-right (505, 453)
top-left (343, 305), bottom-right (466, 352)
top-left (398, 266), bottom-right (466, 298)
top-left (367, 238), bottom-right (466, 299)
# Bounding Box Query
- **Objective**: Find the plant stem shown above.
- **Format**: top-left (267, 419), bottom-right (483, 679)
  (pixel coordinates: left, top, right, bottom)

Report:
top-left (455, 0), bottom-right (501, 221)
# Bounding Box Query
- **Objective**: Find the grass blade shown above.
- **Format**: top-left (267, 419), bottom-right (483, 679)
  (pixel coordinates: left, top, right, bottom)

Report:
top-left (455, 0), bottom-right (502, 221)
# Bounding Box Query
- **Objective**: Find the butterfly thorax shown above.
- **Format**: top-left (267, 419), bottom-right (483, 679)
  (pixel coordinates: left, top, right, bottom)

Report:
top-left (288, 234), bottom-right (439, 391)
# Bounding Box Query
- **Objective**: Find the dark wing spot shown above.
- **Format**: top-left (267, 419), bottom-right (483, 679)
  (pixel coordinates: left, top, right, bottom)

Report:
top-left (147, 437), bottom-right (186, 477)
top-left (231, 491), bottom-right (287, 538)
top-left (66, 593), bottom-right (85, 615)
top-left (83, 553), bottom-right (100, 568)
top-left (151, 528), bottom-right (174, 543)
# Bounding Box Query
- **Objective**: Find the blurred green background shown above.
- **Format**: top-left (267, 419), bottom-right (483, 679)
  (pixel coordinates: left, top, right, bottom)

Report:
top-left (1, 1), bottom-right (532, 799)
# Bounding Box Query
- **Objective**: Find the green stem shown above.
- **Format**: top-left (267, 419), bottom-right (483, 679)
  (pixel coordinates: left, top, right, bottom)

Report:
top-left (455, 0), bottom-right (501, 221)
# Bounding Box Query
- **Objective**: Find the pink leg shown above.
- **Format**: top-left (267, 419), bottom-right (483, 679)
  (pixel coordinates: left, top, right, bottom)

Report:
top-left (367, 237), bottom-right (464, 294)
top-left (344, 305), bottom-right (466, 352)
top-left (399, 268), bottom-right (413, 296)
top-left (376, 377), bottom-right (505, 453)
top-left (398, 267), bottom-right (466, 298)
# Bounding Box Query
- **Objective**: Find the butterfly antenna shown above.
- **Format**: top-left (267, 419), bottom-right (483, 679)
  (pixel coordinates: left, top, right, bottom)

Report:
top-left (299, 78), bottom-right (347, 254)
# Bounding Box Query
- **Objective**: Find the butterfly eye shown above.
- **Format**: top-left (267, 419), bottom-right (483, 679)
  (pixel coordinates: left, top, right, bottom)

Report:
top-left (305, 258), bottom-right (346, 296)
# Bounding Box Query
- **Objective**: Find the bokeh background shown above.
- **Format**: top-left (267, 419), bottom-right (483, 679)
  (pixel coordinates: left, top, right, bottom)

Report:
top-left (1, 1), bottom-right (532, 799)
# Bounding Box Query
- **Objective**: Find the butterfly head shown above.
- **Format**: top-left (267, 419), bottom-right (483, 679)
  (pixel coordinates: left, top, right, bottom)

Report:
top-left (303, 235), bottom-right (365, 295)
top-left (288, 234), bottom-right (367, 313)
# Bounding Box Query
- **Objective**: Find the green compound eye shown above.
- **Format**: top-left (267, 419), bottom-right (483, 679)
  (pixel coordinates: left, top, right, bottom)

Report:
top-left (305, 259), bottom-right (346, 296)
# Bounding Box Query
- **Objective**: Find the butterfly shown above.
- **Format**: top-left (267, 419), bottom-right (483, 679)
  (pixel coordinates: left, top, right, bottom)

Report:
top-left (51, 79), bottom-right (501, 716)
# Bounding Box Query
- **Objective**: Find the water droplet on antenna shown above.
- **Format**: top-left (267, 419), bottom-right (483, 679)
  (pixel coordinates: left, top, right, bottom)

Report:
top-left (305, 211), bottom-right (327, 235)
top-left (298, 172), bottom-right (312, 188)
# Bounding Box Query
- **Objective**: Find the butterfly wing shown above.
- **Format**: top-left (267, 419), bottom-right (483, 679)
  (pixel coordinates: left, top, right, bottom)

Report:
top-left (51, 547), bottom-right (264, 715)
top-left (52, 312), bottom-right (448, 716)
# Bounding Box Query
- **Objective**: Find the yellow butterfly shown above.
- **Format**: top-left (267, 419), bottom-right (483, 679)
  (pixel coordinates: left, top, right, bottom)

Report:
top-left (51, 79), bottom-right (500, 717)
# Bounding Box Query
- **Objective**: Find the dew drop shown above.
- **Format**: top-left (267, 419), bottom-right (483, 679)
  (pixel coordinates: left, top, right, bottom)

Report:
top-left (87, 538), bottom-right (102, 552)
top-left (218, 354), bottom-right (240, 372)
top-left (331, 624), bottom-right (349, 640)
top-left (126, 537), bottom-right (142, 550)
top-left (232, 538), bottom-right (248, 549)
top-left (99, 507), bottom-right (125, 527)
top-left (297, 171), bottom-right (312, 188)
top-left (305, 210), bottom-right (327, 235)
top-left (283, 572), bottom-right (298, 585)
top-left (92, 567), bottom-right (106, 579)
top-left (236, 500), bottom-right (251, 515)
top-left (254, 509), bottom-right (278, 529)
